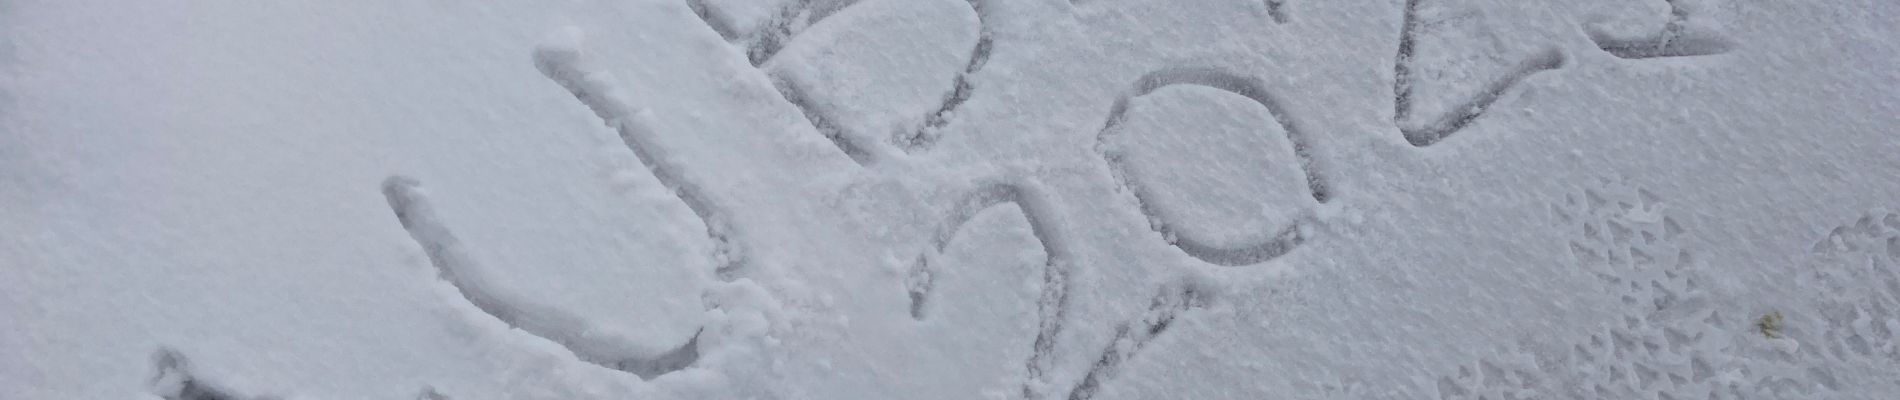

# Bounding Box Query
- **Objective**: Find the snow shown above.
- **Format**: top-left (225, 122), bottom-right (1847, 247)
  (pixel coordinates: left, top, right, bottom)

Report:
top-left (765, 0), bottom-right (980, 160)
top-left (1104, 84), bottom-right (1309, 251)
top-left (4, 0), bottom-right (1900, 399)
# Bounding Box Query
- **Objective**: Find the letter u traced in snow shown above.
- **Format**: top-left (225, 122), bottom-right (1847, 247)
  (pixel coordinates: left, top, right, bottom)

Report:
top-left (382, 176), bottom-right (708, 370)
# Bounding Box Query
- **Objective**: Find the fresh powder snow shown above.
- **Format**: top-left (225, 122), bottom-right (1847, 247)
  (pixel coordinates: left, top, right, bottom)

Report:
top-left (3, 0), bottom-right (1898, 399)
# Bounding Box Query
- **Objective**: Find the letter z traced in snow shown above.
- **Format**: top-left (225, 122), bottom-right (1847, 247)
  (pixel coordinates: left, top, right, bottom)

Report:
top-left (1587, 0), bottom-right (1736, 59)
top-left (1096, 67), bottom-right (1326, 267)
top-left (1392, 0), bottom-right (1565, 147)
top-left (381, 177), bottom-right (701, 379)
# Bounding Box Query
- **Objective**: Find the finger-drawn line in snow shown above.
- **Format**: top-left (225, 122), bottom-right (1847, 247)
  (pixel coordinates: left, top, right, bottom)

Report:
top-left (898, 183), bottom-right (1218, 400)
top-left (382, 177), bottom-right (703, 379)
top-left (1392, 0), bottom-right (1566, 147)
top-left (149, 348), bottom-right (254, 400)
top-left (684, 0), bottom-right (861, 66)
top-left (906, 181), bottom-right (1071, 321)
top-left (901, 0), bottom-right (996, 152)
top-left (1587, 0), bottom-right (1735, 59)
top-left (1071, 0), bottom-right (1289, 24)
top-left (534, 41), bottom-right (747, 279)
top-left (685, 0), bottom-right (992, 161)
top-left (699, 0), bottom-right (878, 164)
top-left (1065, 282), bottom-right (1213, 400)
top-left (890, 180), bottom-right (1076, 399)
top-left (768, 77), bottom-right (881, 165)
top-left (757, 0), bottom-right (863, 67)
top-left (416, 387), bottom-right (452, 400)
top-left (1096, 67), bottom-right (1325, 267)
top-left (1263, 0), bottom-right (1290, 24)
top-left (683, 1), bottom-right (737, 44)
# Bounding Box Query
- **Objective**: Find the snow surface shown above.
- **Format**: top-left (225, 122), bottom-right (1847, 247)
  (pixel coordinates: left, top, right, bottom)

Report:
top-left (1105, 84), bottom-right (1309, 252)
top-left (4, 0), bottom-right (1899, 399)
top-left (764, 0), bottom-right (980, 162)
